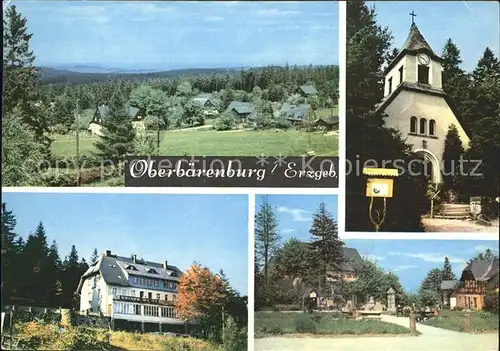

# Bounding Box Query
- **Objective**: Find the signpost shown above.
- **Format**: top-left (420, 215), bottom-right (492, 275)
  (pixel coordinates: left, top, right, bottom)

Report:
top-left (362, 168), bottom-right (399, 232)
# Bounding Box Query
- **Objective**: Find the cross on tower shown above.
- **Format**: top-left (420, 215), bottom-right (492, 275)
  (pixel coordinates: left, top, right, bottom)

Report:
top-left (409, 11), bottom-right (417, 24)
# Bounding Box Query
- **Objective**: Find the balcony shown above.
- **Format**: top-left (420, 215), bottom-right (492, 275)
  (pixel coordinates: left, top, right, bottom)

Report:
top-left (456, 287), bottom-right (485, 295)
top-left (115, 295), bottom-right (175, 306)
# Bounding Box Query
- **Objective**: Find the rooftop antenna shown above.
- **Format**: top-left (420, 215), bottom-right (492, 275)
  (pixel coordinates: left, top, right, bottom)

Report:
top-left (409, 11), bottom-right (417, 24)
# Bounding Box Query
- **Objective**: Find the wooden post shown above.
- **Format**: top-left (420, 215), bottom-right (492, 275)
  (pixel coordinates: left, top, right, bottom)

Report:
top-left (464, 313), bottom-right (471, 332)
top-left (409, 314), bottom-right (416, 331)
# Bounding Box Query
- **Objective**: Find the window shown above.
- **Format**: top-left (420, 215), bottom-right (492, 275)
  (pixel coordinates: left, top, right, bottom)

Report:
top-left (140, 291), bottom-right (144, 299)
top-left (144, 305), bottom-right (159, 317)
top-left (418, 65), bottom-right (429, 84)
top-left (156, 293), bottom-right (161, 300)
top-left (147, 268), bottom-right (158, 274)
top-left (388, 77), bottom-right (393, 94)
top-left (429, 120), bottom-right (436, 136)
top-left (131, 290), bottom-right (136, 297)
top-left (165, 294), bottom-right (168, 301)
top-left (132, 277), bottom-right (138, 284)
top-left (399, 66), bottom-right (404, 84)
top-left (148, 292), bottom-right (152, 299)
top-left (113, 302), bottom-right (132, 314)
top-left (420, 118), bottom-right (427, 135)
top-left (134, 304), bottom-right (141, 315)
top-left (147, 279), bottom-right (152, 286)
top-left (154, 280), bottom-right (159, 287)
top-left (111, 288), bottom-right (117, 297)
top-left (121, 288), bottom-right (127, 296)
top-left (410, 117), bottom-right (417, 134)
top-left (140, 278), bottom-right (144, 285)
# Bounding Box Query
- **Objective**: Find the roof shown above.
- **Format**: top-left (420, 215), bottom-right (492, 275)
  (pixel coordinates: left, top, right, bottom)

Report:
top-left (77, 251), bottom-right (183, 293)
top-left (297, 85), bottom-right (318, 95)
top-left (362, 168), bottom-right (399, 177)
top-left (342, 247), bottom-right (362, 271)
top-left (387, 287), bottom-right (396, 294)
top-left (461, 259), bottom-right (499, 281)
top-left (441, 280), bottom-right (460, 290)
top-left (193, 93), bottom-right (219, 107)
top-left (96, 105), bottom-right (140, 121)
top-left (385, 23), bottom-right (442, 74)
top-left (279, 103), bottom-right (310, 121)
top-left (315, 116), bottom-right (339, 125)
top-left (226, 101), bottom-right (254, 115)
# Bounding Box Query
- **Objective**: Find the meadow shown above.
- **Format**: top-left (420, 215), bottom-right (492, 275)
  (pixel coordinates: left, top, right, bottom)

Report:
top-left (422, 310), bottom-right (499, 333)
top-left (254, 312), bottom-right (413, 338)
top-left (51, 129), bottom-right (338, 157)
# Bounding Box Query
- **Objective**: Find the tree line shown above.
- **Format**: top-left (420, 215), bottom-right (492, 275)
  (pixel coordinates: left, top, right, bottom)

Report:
top-left (1, 203), bottom-right (95, 309)
top-left (346, 1), bottom-right (500, 232)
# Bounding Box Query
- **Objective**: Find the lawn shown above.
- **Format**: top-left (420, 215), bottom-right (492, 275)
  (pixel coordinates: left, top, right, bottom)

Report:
top-left (422, 310), bottom-right (499, 333)
top-left (51, 129), bottom-right (338, 157)
top-left (254, 312), bottom-right (413, 338)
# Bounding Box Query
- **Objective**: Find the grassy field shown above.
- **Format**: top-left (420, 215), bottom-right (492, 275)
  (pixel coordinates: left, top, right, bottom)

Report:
top-left (254, 312), bottom-right (413, 338)
top-left (51, 129), bottom-right (338, 157)
top-left (422, 310), bottom-right (499, 333)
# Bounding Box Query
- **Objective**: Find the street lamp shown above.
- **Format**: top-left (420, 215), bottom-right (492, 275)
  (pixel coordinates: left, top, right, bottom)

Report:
top-left (362, 167), bottom-right (399, 232)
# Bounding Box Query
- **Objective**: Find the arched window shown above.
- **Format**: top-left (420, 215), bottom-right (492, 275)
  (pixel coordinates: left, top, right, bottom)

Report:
top-left (420, 118), bottom-right (427, 135)
top-left (410, 116), bottom-right (417, 133)
top-left (429, 119), bottom-right (436, 136)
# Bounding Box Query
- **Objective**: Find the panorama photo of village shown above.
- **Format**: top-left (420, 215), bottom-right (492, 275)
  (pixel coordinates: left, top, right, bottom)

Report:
top-left (345, 1), bottom-right (500, 233)
top-left (2, 1), bottom-right (339, 187)
top-left (0, 192), bottom-right (249, 351)
top-left (253, 194), bottom-right (499, 350)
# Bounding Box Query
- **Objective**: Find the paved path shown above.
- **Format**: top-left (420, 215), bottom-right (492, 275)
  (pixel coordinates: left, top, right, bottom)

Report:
top-left (423, 218), bottom-right (499, 233)
top-left (255, 315), bottom-right (499, 351)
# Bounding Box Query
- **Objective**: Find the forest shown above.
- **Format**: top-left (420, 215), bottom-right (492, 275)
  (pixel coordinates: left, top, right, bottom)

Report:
top-left (345, 1), bottom-right (500, 232)
top-left (2, 5), bottom-right (339, 186)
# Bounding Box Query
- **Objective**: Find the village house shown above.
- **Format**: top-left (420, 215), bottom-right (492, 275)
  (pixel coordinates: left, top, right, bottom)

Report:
top-left (88, 105), bottom-right (143, 136)
top-left (376, 22), bottom-right (470, 184)
top-left (442, 258), bottom-right (499, 311)
top-left (76, 250), bottom-right (185, 332)
top-left (193, 93), bottom-right (220, 116)
top-left (225, 101), bottom-right (255, 121)
top-left (278, 103), bottom-right (310, 122)
top-left (314, 116), bottom-right (339, 131)
top-left (295, 85), bottom-right (318, 97)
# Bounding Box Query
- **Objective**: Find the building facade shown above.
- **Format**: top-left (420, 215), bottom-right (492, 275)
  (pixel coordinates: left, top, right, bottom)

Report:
top-left (377, 22), bottom-right (470, 183)
top-left (77, 250), bottom-right (185, 332)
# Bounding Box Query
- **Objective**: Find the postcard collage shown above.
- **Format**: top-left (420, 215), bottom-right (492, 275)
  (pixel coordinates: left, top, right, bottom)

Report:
top-left (1, 1), bottom-right (499, 350)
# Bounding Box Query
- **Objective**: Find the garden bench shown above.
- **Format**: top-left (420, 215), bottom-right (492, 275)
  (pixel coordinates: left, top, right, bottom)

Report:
top-left (359, 311), bottom-right (382, 320)
top-left (416, 311), bottom-right (434, 322)
top-left (1, 334), bottom-right (20, 350)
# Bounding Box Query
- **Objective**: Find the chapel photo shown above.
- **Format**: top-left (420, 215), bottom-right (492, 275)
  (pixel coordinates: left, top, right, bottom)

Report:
top-left (345, 1), bottom-right (500, 233)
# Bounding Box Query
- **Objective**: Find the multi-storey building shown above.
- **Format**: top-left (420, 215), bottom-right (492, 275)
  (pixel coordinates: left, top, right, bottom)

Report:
top-left (77, 250), bottom-right (185, 332)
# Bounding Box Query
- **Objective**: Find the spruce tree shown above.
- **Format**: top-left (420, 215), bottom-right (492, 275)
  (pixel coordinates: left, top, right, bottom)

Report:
top-left (441, 39), bottom-right (474, 130)
top-left (94, 92), bottom-right (136, 165)
top-left (308, 203), bottom-right (344, 295)
top-left (442, 257), bottom-right (456, 280)
top-left (90, 248), bottom-right (99, 264)
top-left (442, 124), bottom-right (465, 192)
top-left (3, 5), bottom-right (48, 142)
top-left (254, 197), bottom-right (280, 285)
top-left (1, 203), bottom-right (22, 305)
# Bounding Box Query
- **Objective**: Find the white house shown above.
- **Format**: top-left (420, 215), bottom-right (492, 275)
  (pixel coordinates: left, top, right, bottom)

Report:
top-left (77, 250), bottom-right (186, 332)
top-left (377, 22), bottom-right (470, 184)
top-left (88, 105), bottom-right (145, 136)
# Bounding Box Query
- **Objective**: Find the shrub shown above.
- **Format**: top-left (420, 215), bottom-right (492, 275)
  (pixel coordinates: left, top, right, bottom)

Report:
top-left (484, 290), bottom-right (499, 314)
top-left (223, 316), bottom-right (247, 351)
top-left (294, 314), bottom-right (317, 333)
top-left (53, 123), bottom-right (70, 135)
top-left (257, 325), bottom-right (282, 335)
top-left (214, 113), bottom-right (235, 131)
top-left (52, 327), bottom-right (109, 350)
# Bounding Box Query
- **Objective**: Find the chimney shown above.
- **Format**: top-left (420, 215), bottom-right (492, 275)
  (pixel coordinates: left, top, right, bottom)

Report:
top-left (163, 260), bottom-right (168, 269)
top-left (132, 254), bottom-right (137, 263)
top-left (105, 250), bottom-right (111, 257)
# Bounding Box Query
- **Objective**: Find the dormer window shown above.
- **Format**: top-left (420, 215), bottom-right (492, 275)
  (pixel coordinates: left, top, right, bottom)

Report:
top-left (147, 268), bottom-right (158, 274)
top-left (126, 265), bottom-right (138, 271)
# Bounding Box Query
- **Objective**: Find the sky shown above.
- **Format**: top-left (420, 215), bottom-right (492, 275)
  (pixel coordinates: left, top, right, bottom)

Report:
top-left (345, 239), bottom-right (499, 293)
top-left (2, 192), bottom-right (249, 295)
top-left (255, 194), bottom-right (338, 243)
top-left (368, 1), bottom-right (500, 71)
top-left (6, 0), bottom-right (339, 69)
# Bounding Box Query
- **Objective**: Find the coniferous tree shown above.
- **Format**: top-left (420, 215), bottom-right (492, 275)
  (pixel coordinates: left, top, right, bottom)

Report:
top-left (419, 268), bottom-right (443, 296)
top-left (1, 203), bottom-right (23, 306)
top-left (89, 248), bottom-right (99, 264)
top-left (441, 39), bottom-right (474, 131)
top-left (3, 5), bottom-right (49, 144)
top-left (254, 197), bottom-right (280, 285)
top-left (94, 91), bottom-right (136, 165)
top-left (308, 203), bottom-right (344, 296)
top-left (442, 257), bottom-right (456, 280)
top-left (442, 124), bottom-right (465, 192)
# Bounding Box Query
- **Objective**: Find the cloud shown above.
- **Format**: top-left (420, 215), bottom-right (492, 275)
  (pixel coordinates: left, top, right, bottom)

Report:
top-left (387, 251), bottom-right (467, 264)
top-left (281, 229), bottom-right (296, 234)
top-left (57, 5), bottom-right (111, 24)
top-left (255, 8), bottom-right (299, 18)
top-left (277, 206), bottom-right (311, 222)
top-left (392, 265), bottom-right (419, 272)
top-left (365, 254), bottom-right (385, 262)
top-left (472, 245), bottom-right (499, 253)
top-left (204, 16), bottom-right (224, 22)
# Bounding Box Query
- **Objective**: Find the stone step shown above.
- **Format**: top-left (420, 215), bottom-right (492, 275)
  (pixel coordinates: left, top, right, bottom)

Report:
top-left (433, 215), bottom-right (469, 220)
top-left (441, 204), bottom-right (470, 209)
